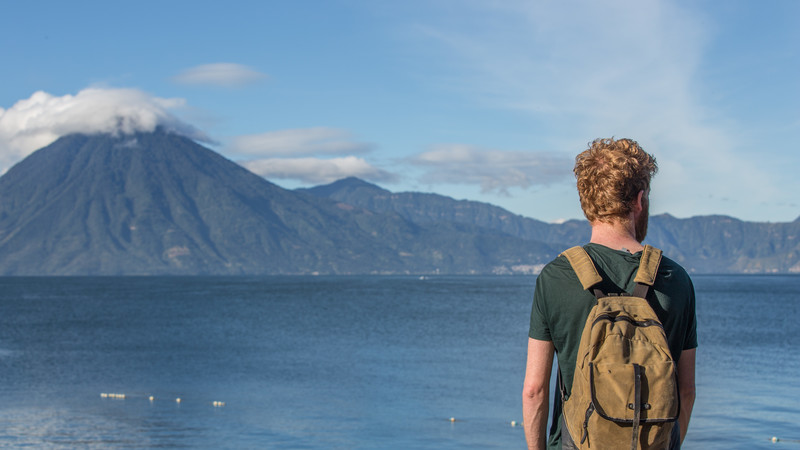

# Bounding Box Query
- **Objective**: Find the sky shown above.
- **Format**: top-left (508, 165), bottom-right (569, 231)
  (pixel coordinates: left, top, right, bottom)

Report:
top-left (1, 0), bottom-right (798, 223)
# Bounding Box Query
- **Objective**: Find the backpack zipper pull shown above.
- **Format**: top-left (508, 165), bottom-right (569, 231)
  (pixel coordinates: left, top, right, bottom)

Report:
top-left (581, 403), bottom-right (595, 444)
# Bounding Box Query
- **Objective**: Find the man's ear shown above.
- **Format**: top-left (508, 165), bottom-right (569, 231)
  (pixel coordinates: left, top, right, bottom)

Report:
top-left (634, 190), bottom-right (645, 214)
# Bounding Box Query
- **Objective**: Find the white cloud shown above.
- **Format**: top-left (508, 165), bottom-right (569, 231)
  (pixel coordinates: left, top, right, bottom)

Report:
top-left (0, 87), bottom-right (208, 173)
top-left (173, 63), bottom-right (267, 87)
top-left (409, 0), bottom-right (790, 220)
top-left (242, 156), bottom-right (396, 185)
top-left (230, 127), bottom-right (390, 186)
top-left (417, 0), bottom-right (706, 123)
top-left (410, 144), bottom-right (573, 194)
top-left (227, 128), bottom-right (373, 157)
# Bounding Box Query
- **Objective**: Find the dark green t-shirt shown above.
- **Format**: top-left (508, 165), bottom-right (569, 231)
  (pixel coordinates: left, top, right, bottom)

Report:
top-left (529, 243), bottom-right (698, 449)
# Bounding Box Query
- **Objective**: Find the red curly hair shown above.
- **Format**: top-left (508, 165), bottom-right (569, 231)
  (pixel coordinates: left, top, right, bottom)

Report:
top-left (574, 138), bottom-right (658, 223)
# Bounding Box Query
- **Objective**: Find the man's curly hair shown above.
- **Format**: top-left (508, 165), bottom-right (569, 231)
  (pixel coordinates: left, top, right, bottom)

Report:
top-left (574, 138), bottom-right (658, 223)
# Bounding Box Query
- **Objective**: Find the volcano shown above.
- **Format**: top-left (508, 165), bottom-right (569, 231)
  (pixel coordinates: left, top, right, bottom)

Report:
top-left (0, 129), bottom-right (554, 275)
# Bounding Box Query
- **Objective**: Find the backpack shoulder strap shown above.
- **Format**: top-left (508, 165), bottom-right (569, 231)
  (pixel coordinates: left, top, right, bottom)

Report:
top-left (560, 246), bottom-right (602, 291)
top-left (634, 245), bottom-right (662, 285)
top-left (562, 245), bottom-right (664, 298)
top-left (631, 245), bottom-right (663, 298)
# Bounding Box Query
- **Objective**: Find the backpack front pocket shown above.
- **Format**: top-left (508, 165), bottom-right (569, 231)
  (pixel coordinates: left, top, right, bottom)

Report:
top-left (589, 361), bottom-right (679, 423)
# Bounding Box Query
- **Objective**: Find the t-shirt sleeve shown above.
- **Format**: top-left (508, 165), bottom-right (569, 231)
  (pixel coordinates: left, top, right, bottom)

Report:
top-left (529, 274), bottom-right (552, 341)
top-left (682, 277), bottom-right (699, 350)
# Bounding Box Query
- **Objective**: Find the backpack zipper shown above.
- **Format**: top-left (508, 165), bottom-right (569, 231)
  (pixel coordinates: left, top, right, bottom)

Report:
top-left (592, 314), bottom-right (663, 328)
top-left (581, 403), bottom-right (595, 444)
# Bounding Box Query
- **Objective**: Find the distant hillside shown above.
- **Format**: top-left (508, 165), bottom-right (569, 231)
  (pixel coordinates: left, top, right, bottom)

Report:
top-left (646, 214), bottom-right (800, 273)
top-left (0, 130), bottom-right (558, 275)
top-left (300, 177), bottom-right (591, 243)
top-left (303, 178), bottom-right (800, 273)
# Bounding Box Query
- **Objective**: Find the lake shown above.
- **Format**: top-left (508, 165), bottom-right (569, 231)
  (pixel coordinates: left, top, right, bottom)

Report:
top-left (0, 275), bottom-right (797, 448)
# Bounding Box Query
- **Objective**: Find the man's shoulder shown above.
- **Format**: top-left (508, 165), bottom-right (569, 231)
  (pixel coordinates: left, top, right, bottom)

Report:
top-left (536, 248), bottom-right (594, 295)
top-left (539, 250), bottom-right (575, 279)
top-left (656, 252), bottom-right (693, 281)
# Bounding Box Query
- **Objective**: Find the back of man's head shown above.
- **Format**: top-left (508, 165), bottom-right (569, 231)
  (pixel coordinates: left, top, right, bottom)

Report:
top-left (574, 138), bottom-right (658, 223)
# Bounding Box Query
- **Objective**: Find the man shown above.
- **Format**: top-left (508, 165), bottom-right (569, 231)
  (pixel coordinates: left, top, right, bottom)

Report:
top-left (522, 138), bottom-right (697, 449)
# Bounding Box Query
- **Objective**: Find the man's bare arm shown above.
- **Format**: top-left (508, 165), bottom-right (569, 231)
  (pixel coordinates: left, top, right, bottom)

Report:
top-left (676, 348), bottom-right (696, 443)
top-left (522, 338), bottom-right (555, 450)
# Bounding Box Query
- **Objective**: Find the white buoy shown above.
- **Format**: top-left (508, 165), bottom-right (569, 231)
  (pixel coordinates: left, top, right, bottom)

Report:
top-left (176, 398), bottom-right (182, 403)
top-left (149, 396), bottom-right (155, 402)
top-left (772, 436), bottom-right (779, 443)
top-left (449, 417), bottom-right (456, 422)
top-left (510, 420), bottom-right (517, 427)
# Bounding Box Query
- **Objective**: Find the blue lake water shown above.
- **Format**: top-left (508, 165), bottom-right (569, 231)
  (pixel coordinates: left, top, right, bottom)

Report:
top-left (0, 275), bottom-right (798, 449)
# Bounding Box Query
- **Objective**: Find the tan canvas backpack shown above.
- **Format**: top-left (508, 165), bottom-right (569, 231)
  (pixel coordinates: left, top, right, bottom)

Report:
top-left (560, 245), bottom-right (679, 449)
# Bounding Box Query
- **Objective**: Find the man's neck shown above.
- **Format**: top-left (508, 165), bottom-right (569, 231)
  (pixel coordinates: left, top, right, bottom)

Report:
top-left (589, 219), bottom-right (643, 253)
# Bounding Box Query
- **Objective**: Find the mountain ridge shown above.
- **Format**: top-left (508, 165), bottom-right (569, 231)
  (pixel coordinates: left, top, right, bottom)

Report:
top-left (2, 130), bottom-right (799, 275)
top-left (302, 178), bottom-right (800, 274)
top-left (0, 130), bottom-right (559, 275)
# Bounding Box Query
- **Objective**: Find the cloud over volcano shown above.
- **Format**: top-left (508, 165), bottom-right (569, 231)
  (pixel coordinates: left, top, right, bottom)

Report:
top-left (0, 87), bottom-right (209, 173)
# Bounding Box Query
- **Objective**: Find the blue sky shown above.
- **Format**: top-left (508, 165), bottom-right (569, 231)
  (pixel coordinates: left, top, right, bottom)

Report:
top-left (1, 0), bottom-right (798, 223)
